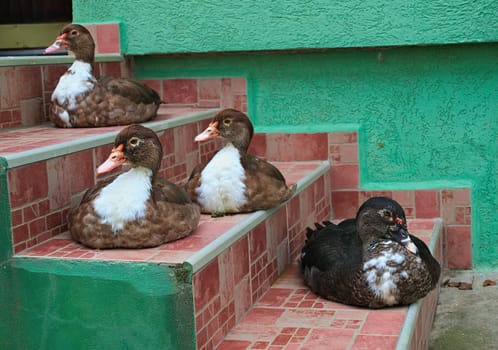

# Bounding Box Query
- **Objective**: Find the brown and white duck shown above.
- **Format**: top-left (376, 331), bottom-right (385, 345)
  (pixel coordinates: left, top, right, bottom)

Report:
top-left (44, 24), bottom-right (161, 128)
top-left (184, 108), bottom-right (297, 216)
top-left (68, 124), bottom-right (200, 249)
top-left (300, 197), bottom-right (441, 309)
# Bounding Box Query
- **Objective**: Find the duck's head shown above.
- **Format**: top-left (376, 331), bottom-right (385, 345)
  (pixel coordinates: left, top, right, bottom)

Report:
top-left (44, 24), bottom-right (95, 63)
top-left (356, 196), bottom-right (418, 254)
top-left (97, 125), bottom-right (163, 175)
top-left (194, 109), bottom-right (254, 151)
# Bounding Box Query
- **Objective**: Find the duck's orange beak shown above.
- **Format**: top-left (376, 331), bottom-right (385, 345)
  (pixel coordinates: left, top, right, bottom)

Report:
top-left (96, 144), bottom-right (126, 175)
top-left (194, 121), bottom-right (220, 142)
top-left (44, 33), bottom-right (67, 54)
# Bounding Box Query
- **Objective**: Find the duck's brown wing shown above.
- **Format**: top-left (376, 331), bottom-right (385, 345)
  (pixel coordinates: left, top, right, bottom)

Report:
top-left (99, 77), bottom-right (162, 105)
top-left (242, 153), bottom-right (287, 183)
top-left (78, 176), bottom-right (117, 204)
top-left (240, 153), bottom-right (296, 210)
top-left (152, 177), bottom-right (194, 205)
top-left (183, 162), bottom-right (208, 202)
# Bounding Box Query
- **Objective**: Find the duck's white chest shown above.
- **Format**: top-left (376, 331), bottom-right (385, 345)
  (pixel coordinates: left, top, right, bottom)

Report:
top-left (196, 144), bottom-right (247, 213)
top-left (363, 243), bottom-right (408, 305)
top-left (93, 167), bottom-right (152, 233)
top-left (52, 61), bottom-right (95, 124)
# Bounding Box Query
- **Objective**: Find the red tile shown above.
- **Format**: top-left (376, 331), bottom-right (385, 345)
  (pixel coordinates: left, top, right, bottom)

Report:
top-left (258, 288), bottom-right (293, 307)
top-left (198, 78), bottom-right (221, 100)
top-left (11, 209), bottom-right (23, 226)
top-left (249, 224), bottom-right (268, 261)
top-left (234, 276), bottom-right (251, 322)
top-left (446, 225), bottom-right (472, 269)
top-left (12, 224), bottom-right (29, 244)
top-left (329, 132), bottom-right (357, 144)
top-left (331, 191), bottom-right (359, 219)
top-left (0, 67), bottom-right (18, 108)
top-left (242, 307), bottom-right (285, 325)
top-left (16, 66), bottom-right (43, 100)
top-left (267, 207), bottom-right (288, 248)
top-left (360, 311), bottom-right (405, 335)
top-left (8, 162), bottom-right (49, 207)
top-left (391, 191), bottom-right (414, 207)
top-left (68, 150), bottom-right (95, 193)
top-left (276, 309), bottom-right (336, 328)
top-left (216, 340), bottom-right (252, 350)
top-left (163, 79), bottom-right (198, 104)
top-left (331, 164), bottom-right (359, 189)
top-left (177, 123), bottom-right (200, 154)
top-left (47, 157), bottom-right (71, 209)
top-left (330, 144), bottom-right (358, 164)
top-left (351, 335), bottom-right (398, 350)
top-left (415, 190), bottom-right (441, 218)
top-left (43, 64), bottom-right (69, 91)
top-left (96, 24), bottom-right (120, 54)
top-left (232, 236), bottom-right (250, 283)
top-left (266, 134), bottom-right (328, 162)
top-left (272, 333), bottom-right (292, 345)
top-left (248, 134), bottom-right (267, 157)
top-left (101, 62), bottom-right (122, 78)
top-left (194, 258), bottom-right (221, 311)
top-left (302, 329), bottom-right (355, 350)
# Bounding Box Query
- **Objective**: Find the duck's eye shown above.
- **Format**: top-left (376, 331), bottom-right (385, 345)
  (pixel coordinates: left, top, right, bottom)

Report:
top-left (222, 119), bottom-right (232, 126)
top-left (129, 137), bottom-right (140, 146)
top-left (70, 30), bottom-right (78, 36)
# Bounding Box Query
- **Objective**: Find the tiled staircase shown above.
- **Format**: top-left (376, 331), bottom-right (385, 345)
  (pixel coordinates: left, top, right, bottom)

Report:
top-left (1, 51), bottom-right (472, 349)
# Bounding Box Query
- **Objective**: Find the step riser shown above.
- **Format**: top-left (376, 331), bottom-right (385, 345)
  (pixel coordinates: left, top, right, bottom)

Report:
top-left (193, 171), bottom-right (331, 350)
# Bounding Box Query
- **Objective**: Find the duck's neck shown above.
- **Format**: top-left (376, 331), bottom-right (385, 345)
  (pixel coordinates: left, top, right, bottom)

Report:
top-left (68, 60), bottom-right (94, 78)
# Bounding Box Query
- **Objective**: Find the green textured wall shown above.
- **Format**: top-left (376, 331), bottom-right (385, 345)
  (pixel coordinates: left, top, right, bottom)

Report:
top-left (133, 44), bottom-right (498, 268)
top-left (72, 0), bottom-right (498, 54)
top-left (0, 259), bottom-right (196, 350)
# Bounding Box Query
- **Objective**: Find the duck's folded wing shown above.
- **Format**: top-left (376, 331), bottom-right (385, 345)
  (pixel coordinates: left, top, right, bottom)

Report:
top-left (300, 225), bottom-right (358, 272)
top-left (152, 178), bottom-right (194, 205)
top-left (243, 153), bottom-right (287, 183)
top-left (79, 176), bottom-right (116, 204)
top-left (100, 77), bottom-right (161, 104)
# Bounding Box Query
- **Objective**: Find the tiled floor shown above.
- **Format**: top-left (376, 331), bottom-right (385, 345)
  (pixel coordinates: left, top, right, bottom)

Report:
top-left (16, 161), bottom-right (324, 264)
top-left (0, 106), bottom-right (207, 155)
top-left (216, 219), bottom-right (438, 350)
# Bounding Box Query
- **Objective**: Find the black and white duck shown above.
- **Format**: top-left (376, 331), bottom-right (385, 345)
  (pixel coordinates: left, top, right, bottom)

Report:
top-left (300, 196), bottom-right (440, 308)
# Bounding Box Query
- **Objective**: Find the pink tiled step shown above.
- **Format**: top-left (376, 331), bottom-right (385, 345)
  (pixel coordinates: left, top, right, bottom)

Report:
top-left (17, 161), bottom-right (328, 266)
top-left (14, 159), bottom-right (332, 350)
top-left (217, 219), bottom-right (443, 350)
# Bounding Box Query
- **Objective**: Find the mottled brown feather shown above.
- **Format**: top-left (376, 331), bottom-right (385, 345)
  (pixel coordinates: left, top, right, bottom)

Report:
top-left (68, 125), bottom-right (200, 249)
top-left (48, 24), bottom-right (161, 128)
top-left (184, 109), bottom-right (296, 214)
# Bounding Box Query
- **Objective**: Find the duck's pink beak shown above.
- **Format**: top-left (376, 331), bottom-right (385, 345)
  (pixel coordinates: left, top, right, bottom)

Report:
top-left (44, 33), bottom-right (67, 54)
top-left (194, 121), bottom-right (220, 142)
top-left (97, 144), bottom-right (127, 175)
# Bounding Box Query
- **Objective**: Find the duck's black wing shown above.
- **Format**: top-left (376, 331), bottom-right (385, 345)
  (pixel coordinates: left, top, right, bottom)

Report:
top-left (300, 222), bottom-right (363, 302)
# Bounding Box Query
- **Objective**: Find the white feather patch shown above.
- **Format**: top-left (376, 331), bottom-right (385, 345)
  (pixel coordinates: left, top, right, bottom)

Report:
top-left (363, 246), bottom-right (406, 305)
top-left (196, 144), bottom-right (247, 213)
top-left (93, 167), bottom-right (152, 233)
top-left (52, 60), bottom-right (95, 125)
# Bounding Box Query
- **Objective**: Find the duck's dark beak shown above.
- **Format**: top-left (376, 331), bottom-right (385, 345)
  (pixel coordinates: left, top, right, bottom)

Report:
top-left (392, 226), bottom-right (418, 254)
top-left (194, 121), bottom-right (220, 141)
top-left (96, 144), bottom-right (126, 175)
top-left (44, 33), bottom-right (67, 54)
